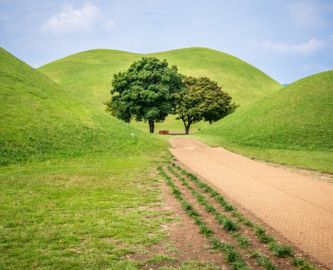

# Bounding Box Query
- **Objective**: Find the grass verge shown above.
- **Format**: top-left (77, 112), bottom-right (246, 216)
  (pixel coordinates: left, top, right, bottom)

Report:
top-left (0, 153), bottom-right (168, 269)
top-left (195, 136), bottom-right (333, 174)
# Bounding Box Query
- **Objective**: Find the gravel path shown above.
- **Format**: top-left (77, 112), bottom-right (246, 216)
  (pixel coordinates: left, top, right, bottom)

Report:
top-left (169, 138), bottom-right (333, 269)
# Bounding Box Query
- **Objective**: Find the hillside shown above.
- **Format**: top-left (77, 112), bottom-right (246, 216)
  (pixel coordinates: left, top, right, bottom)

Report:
top-left (150, 48), bottom-right (282, 107)
top-left (39, 47), bottom-right (282, 111)
top-left (0, 48), bottom-right (162, 165)
top-left (198, 70), bottom-right (333, 172)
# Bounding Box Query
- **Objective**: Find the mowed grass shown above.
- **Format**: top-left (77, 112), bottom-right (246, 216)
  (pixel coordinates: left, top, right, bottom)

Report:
top-left (0, 49), bottom-right (176, 268)
top-left (0, 153), bottom-right (170, 269)
top-left (198, 70), bottom-right (333, 173)
top-left (39, 47), bottom-right (281, 111)
top-left (0, 48), bottom-right (164, 166)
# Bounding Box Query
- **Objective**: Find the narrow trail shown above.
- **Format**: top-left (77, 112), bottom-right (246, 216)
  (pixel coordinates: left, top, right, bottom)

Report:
top-left (169, 138), bottom-right (333, 269)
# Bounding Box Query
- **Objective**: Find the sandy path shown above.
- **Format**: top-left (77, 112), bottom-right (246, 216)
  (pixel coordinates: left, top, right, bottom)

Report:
top-left (169, 138), bottom-right (333, 269)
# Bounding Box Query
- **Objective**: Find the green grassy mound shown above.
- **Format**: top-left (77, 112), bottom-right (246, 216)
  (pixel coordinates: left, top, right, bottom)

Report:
top-left (150, 48), bottom-right (281, 108)
top-left (39, 47), bottom-right (281, 111)
top-left (198, 70), bottom-right (333, 172)
top-left (0, 48), bottom-right (170, 269)
top-left (0, 48), bottom-right (163, 165)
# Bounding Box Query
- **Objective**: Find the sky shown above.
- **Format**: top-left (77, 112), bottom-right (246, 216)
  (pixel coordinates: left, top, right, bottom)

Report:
top-left (0, 0), bottom-right (332, 83)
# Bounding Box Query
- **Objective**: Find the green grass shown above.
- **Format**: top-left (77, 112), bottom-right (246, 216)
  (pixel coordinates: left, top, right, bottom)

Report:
top-left (249, 252), bottom-right (277, 270)
top-left (0, 48), bottom-right (173, 268)
top-left (0, 153), bottom-right (170, 269)
top-left (160, 261), bottom-right (222, 270)
top-left (150, 48), bottom-right (281, 108)
top-left (39, 47), bottom-right (281, 133)
top-left (293, 258), bottom-right (318, 270)
top-left (0, 48), bottom-right (165, 166)
top-left (198, 70), bottom-right (333, 173)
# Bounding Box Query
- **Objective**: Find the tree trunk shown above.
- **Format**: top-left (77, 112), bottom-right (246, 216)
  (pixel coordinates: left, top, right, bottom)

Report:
top-left (209, 120), bottom-right (212, 125)
top-left (182, 118), bottom-right (191, 135)
top-left (148, 119), bottom-right (155, 133)
top-left (185, 125), bottom-right (190, 135)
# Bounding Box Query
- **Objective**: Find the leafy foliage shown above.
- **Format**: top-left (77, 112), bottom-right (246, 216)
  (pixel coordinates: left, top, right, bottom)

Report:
top-left (106, 57), bottom-right (184, 133)
top-left (174, 77), bottom-right (237, 134)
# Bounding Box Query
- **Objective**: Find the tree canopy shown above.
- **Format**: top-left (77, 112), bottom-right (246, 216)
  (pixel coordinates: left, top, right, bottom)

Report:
top-left (174, 76), bottom-right (237, 134)
top-left (106, 57), bottom-right (184, 133)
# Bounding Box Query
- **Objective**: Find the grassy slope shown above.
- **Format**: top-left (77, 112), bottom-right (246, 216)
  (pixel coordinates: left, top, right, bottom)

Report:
top-left (198, 71), bottom-right (333, 172)
top-left (0, 48), bottom-right (163, 165)
top-left (0, 49), bottom-right (174, 269)
top-left (39, 47), bottom-right (281, 132)
top-left (150, 48), bottom-right (281, 108)
top-left (39, 49), bottom-right (141, 110)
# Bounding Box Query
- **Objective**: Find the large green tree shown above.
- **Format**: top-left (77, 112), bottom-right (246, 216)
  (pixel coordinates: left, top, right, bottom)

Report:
top-left (106, 57), bottom-right (184, 133)
top-left (175, 76), bottom-right (237, 134)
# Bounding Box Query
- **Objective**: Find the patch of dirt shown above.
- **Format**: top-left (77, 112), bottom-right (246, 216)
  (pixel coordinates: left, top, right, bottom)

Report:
top-left (177, 163), bottom-right (328, 268)
top-left (169, 137), bottom-right (333, 269)
top-left (130, 181), bottom-right (228, 270)
top-left (174, 161), bottom-right (328, 269)
top-left (167, 168), bottom-right (295, 269)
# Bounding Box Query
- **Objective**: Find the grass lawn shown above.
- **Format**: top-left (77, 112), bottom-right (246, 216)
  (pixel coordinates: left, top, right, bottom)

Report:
top-left (195, 134), bottom-right (333, 173)
top-left (0, 152), bottom-right (170, 269)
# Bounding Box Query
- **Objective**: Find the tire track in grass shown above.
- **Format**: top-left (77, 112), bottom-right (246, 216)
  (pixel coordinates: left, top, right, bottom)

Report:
top-left (172, 163), bottom-right (321, 270)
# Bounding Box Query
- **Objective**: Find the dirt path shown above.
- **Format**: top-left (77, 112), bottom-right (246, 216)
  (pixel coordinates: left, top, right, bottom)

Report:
top-left (169, 138), bottom-right (333, 269)
top-left (131, 181), bottom-right (227, 269)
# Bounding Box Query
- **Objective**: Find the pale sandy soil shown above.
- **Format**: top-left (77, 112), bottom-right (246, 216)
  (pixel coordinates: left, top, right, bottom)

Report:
top-left (169, 138), bottom-right (333, 269)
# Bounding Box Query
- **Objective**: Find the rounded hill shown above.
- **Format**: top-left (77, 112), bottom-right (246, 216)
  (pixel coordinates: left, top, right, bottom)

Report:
top-left (39, 47), bottom-right (282, 109)
top-left (199, 70), bottom-right (333, 172)
top-left (0, 48), bottom-right (162, 165)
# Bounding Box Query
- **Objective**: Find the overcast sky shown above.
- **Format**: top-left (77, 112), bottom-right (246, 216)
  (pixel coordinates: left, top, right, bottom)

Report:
top-left (1, 0), bottom-right (332, 83)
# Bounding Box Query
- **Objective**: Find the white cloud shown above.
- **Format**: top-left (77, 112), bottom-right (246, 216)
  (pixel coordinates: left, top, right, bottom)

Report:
top-left (259, 38), bottom-right (325, 55)
top-left (42, 2), bottom-right (112, 34)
